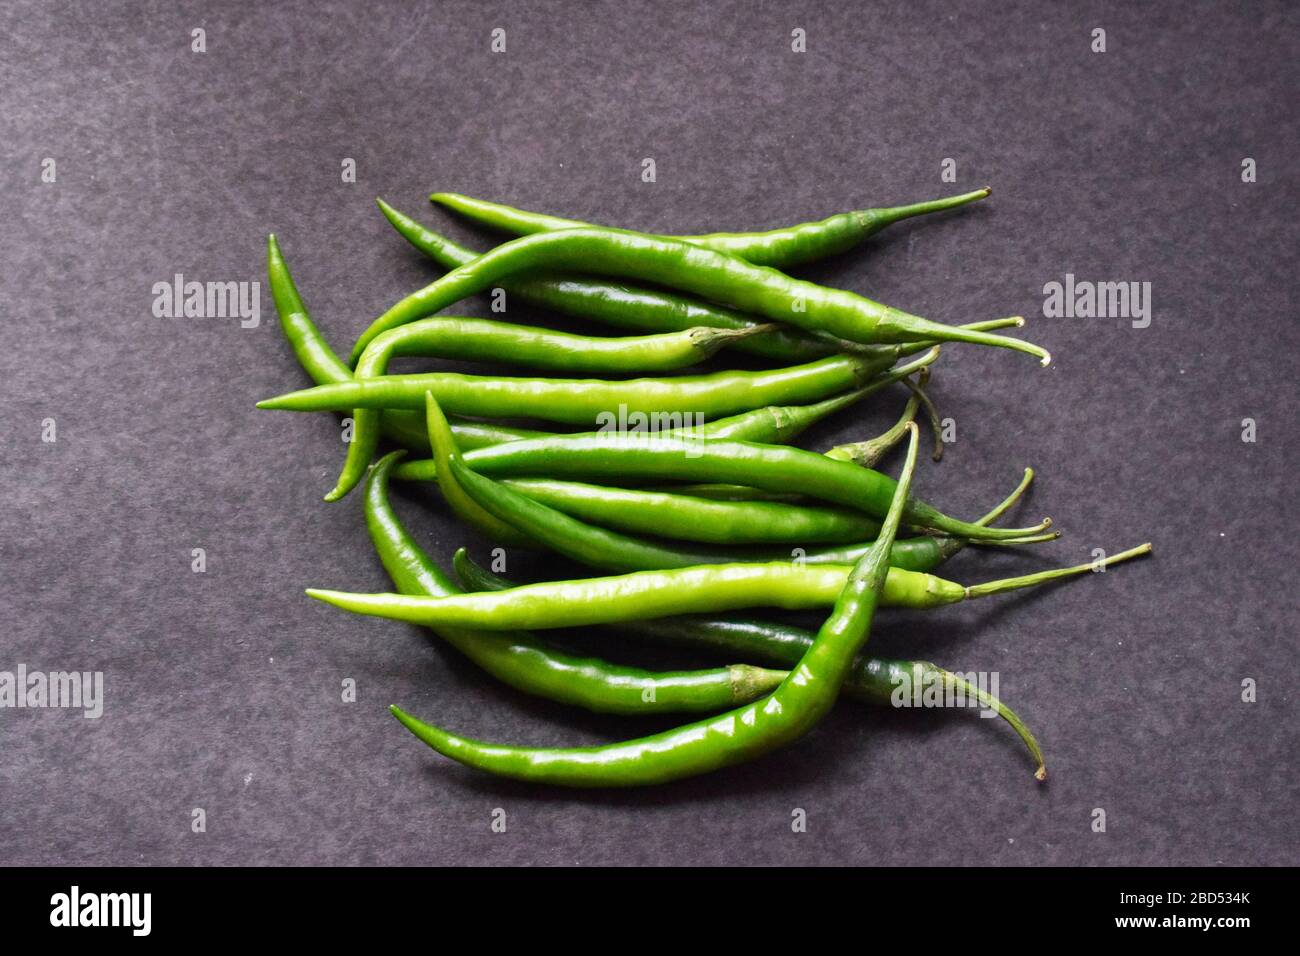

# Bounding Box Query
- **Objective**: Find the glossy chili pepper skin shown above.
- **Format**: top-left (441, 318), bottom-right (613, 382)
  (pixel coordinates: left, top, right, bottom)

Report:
top-left (364, 451), bottom-right (785, 715)
top-left (430, 187), bottom-right (991, 268)
top-left (378, 199), bottom-right (848, 363)
top-left (386, 425), bottom-right (921, 786)
top-left (260, 353), bottom-right (887, 423)
top-left (348, 224), bottom-right (1049, 364)
top-left (430, 419), bottom-right (961, 573)
top-left (423, 392), bottom-right (530, 546)
top-left (328, 345), bottom-right (936, 502)
top-left (451, 548), bottom-right (906, 703)
top-left (499, 478), bottom-right (879, 545)
top-left (452, 549), bottom-right (1046, 777)
top-left (267, 235), bottom-right (551, 454)
top-left (269, 234), bottom-right (426, 451)
top-left (310, 543), bottom-right (1152, 632)
top-left (363, 315), bottom-right (764, 374)
top-left (327, 314), bottom-right (771, 500)
top-left (382, 432), bottom-right (1049, 542)
top-left (415, 398), bottom-right (952, 573)
top-left (374, 359), bottom-right (929, 481)
top-left (466, 465), bottom-right (1042, 571)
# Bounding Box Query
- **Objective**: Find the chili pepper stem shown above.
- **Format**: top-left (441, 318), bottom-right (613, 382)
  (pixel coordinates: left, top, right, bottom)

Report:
top-left (937, 667), bottom-right (1046, 780)
top-left (894, 317), bottom-right (1023, 360)
top-left (903, 369), bottom-right (945, 462)
top-left (868, 188), bottom-right (992, 230)
top-left (825, 388), bottom-right (920, 467)
top-left (962, 543), bottom-right (1153, 601)
top-left (970, 531), bottom-right (1061, 546)
top-left (926, 468), bottom-right (1047, 564)
top-left (693, 322), bottom-right (781, 354)
top-left (880, 312), bottom-right (1051, 366)
top-left (977, 467), bottom-right (1034, 526)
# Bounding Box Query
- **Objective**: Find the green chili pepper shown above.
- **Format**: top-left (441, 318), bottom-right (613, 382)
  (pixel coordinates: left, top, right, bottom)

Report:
top-left (379, 199), bottom-right (853, 363)
top-left (273, 233), bottom-right (936, 475)
top-left (497, 478), bottom-right (880, 545)
top-left (826, 367), bottom-right (945, 466)
top-left (360, 313), bottom-right (768, 373)
top-left (422, 391), bottom-right (530, 546)
top-left (308, 543), bottom-right (1151, 631)
top-left (347, 225), bottom-right (1049, 363)
top-left (430, 187), bottom-right (991, 268)
top-left (453, 549), bottom-right (1046, 778)
top-left (450, 457), bottom-right (1046, 572)
top-left (324, 313), bottom-right (774, 500)
top-left (364, 451), bottom-right (785, 715)
top-left (259, 353), bottom-right (888, 423)
top-left (409, 396), bottom-right (1048, 570)
top-left (381, 200), bottom-right (1020, 363)
top-left (268, 235), bottom-right (551, 454)
top-left (385, 422), bottom-right (923, 786)
top-left (383, 430), bottom-right (1050, 541)
top-left (328, 336), bottom-right (935, 505)
top-left (688, 351), bottom-right (938, 442)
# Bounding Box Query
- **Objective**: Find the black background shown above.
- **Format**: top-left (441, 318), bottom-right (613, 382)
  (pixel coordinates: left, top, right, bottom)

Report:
top-left (2, 1), bottom-right (1296, 866)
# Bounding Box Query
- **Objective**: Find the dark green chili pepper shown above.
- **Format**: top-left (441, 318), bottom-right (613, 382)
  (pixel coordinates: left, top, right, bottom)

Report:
top-left (347, 224), bottom-right (1049, 363)
top-left (261, 353), bottom-right (893, 424)
top-left (453, 549), bottom-right (1045, 778)
top-left (467, 465), bottom-right (1046, 570)
top-left (411, 398), bottom-right (1048, 571)
top-left (382, 431), bottom-right (1050, 541)
top-left (324, 314), bottom-right (773, 501)
top-left (309, 543), bottom-right (1152, 631)
top-left (385, 422), bottom-right (923, 786)
top-left (430, 187), bottom-right (991, 268)
top-left (497, 478), bottom-right (880, 545)
top-left (361, 314), bottom-right (768, 373)
top-left (272, 234), bottom-right (928, 478)
top-left (267, 234), bottom-right (551, 454)
top-left (364, 451), bottom-right (785, 715)
top-left (378, 199), bottom-right (853, 363)
top-left (423, 391), bottom-right (530, 546)
top-left (330, 339), bottom-right (934, 504)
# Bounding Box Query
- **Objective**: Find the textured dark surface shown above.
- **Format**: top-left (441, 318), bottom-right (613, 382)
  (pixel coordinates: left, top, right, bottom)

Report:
top-left (2, 0), bottom-right (1297, 866)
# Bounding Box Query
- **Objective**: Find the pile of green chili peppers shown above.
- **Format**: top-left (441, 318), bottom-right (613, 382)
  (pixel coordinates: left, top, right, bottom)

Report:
top-left (259, 187), bottom-right (1152, 788)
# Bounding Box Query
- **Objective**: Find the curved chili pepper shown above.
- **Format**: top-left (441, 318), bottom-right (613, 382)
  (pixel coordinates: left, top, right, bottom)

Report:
top-left (347, 225), bottom-right (1049, 363)
top-left (380, 430), bottom-right (1050, 541)
top-left (384, 424), bottom-right (923, 786)
top-left (259, 353), bottom-right (888, 424)
top-left (310, 542), bottom-right (1151, 632)
top-left (430, 186), bottom-right (991, 268)
top-left (363, 451), bottom-right (785, 714)
top-left (378, 199), bottom-right (851, 363)
top-left (453, 549), bottom-right (1046, 779)
top-left (268, 234), bottom-right (550, 453)
top-left (406, 395), bottom-right (1046, 571)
